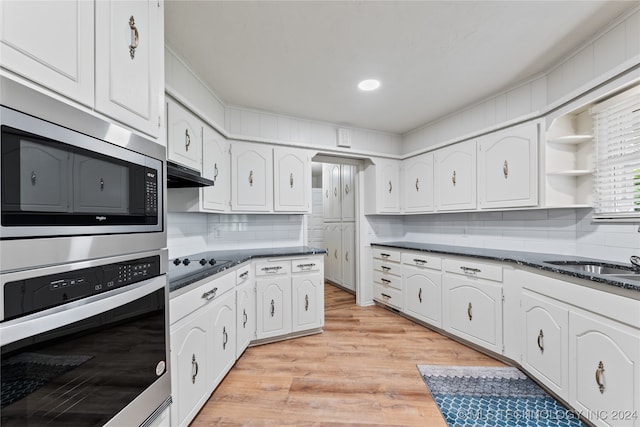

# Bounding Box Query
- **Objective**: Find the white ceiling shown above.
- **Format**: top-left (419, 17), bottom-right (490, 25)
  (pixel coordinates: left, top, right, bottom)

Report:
top-left (165, 1), bottom-right (636, 135)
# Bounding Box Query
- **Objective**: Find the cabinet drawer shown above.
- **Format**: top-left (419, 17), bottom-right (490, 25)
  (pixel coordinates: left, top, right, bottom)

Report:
top-left (373, 284), bottom-right (402, 310)
top-left (170, 271), bottom-right (236, 325)
top-left (372, 247), bottom-right (401, 263)
top-left (373, 270), bottom-right (402, 290)
top-left (443, 258), bottom-right (502, 282)
top-left (372, 259), bottom-right (401, 277)
top-left (401, 252), bottom-right (442, 270)
top-left (236, 264), bottom-right (251, 285)
top-left (291, 259), bottom-right (321, 273)
top-left (255, 260), bottom-right (291, 276)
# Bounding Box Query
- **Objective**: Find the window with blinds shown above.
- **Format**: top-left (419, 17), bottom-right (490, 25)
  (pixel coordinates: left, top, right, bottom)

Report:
top-left (591, 86), bottom-right (640, 220)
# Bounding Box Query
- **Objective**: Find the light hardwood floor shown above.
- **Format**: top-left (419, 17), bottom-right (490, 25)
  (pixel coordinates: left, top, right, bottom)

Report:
top-left (191, 283), bottom-right (504, 426)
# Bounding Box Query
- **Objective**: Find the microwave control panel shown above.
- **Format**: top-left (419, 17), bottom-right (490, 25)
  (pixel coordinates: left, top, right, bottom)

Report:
top-left (3, 255), bottom-right (161, 321)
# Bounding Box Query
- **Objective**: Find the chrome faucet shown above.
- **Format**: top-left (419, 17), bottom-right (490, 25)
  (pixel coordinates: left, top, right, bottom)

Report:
top-left (631, 255), bottom-right (640, 270)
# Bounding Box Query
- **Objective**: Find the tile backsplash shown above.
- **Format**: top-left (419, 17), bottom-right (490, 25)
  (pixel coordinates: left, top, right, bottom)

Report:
top-left (167, 212), bottom-right (304, 258)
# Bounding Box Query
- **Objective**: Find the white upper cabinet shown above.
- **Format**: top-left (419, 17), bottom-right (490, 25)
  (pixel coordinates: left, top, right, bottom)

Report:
top-left (323, 163), bottom-right (341, 221)
top-left (95, 0), bottom-right (164, 138)
top-left (403, 152), bottom-right (434, 213)
top-left (478, 121), bottom-right (539, 209)
top-left (341, 164), bottom-right (356, 221)
top-left (435, 140), bottom-right (477, 211)
top-left (0, 1), bottom-right (95, 107)
top-left (167, 98), bottom-right (203, 172)
top-left (201, 125), bottom-right (230, 212)
top-left (273, 147), bottom-right (311, 212)
top-left (231, 141), bottom-right (273, 212)
top-left (364, 158), bottom-right (401, 214)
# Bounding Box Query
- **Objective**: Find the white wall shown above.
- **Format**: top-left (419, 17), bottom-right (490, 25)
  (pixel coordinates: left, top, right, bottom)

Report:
top-left (167, 212), bottom-right (304, 258)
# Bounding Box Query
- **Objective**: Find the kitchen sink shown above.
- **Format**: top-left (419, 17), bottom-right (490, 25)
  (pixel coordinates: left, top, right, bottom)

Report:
top-left (544, 261), bottom-right (638, 276)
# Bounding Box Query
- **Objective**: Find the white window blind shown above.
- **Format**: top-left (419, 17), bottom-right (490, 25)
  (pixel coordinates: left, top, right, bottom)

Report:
top-left (591, 86), bottom-right (640, 220)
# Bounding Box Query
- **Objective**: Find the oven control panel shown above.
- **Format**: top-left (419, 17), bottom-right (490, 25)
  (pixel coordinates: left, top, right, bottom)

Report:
top-left (3, 255), bottom-right (161, 321)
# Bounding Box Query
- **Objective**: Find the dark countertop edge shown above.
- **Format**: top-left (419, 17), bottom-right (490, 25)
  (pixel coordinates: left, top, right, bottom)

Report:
top-left (371, 241), bottom-right (640, 293)
top-left (169, 246), bottom-right (326, 293)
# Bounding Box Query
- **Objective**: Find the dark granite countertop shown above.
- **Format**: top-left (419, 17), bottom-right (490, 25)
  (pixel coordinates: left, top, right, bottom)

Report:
top-left (371, 241), bottom-right (640, 293)
top-left (169, 246), bottom-right (326, 293)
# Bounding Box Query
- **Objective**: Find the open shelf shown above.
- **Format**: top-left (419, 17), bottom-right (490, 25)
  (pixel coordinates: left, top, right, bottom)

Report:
top-left (546, 169), bottom-right (594, 177)
top-left (546, 135), bottom-right (593, 145)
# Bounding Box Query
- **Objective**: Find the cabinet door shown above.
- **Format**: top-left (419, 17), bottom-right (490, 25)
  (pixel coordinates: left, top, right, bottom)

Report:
top-left (167, 99), bottom-right (203, 172)
top-left (329, 224), bottom-right (342, 285)
top-left (323, 164), bottom-right (341, 221)
top-left (236, 281), bottom-right (255, 358)
top-left (292, 273), bottom-right (323, 332)
top-left (73, 154), bottom-right (128, 213)
top-left (522, 291), bottom-right (568, 399)
top-left (443, 275), bottom-right (502, 353)
top-left (478, 122), bottom-right (538, 209)
top-left (231, 142), bottom-right (273, 212)
top-left (273, 147), bottom-right (311, 212)
top-left (95, 0), bottom-right (163, 137)
top-left (570, 311), bottom-right (640, 427)
top-left (208, 291), bottom-right (236, 391)
top-left (12, 140), bottom-right (71, 212)
top-left (341, 222), bottom-right (356, 291)
top-left (170, 310), bottom-right (210, 427)
top-left (380, 160), bottom-right (401, 213)
top-left (403, 152), bottom-right (434, 213)
top-left (256, 276), bottom-right (291, 340)
top-left (435, 140), bottom-right (477, 211)
top-left (201, 125), bottom-right (230, 212)
top-left (0, 0), bottom-right (94, 106)
top-left (341, 164), bottom-right (356, 221)
top-left (403, 266), bottom-right (442, 327)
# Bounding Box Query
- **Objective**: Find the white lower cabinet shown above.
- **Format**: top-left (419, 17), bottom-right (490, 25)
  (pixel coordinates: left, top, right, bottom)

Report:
top-left (372, 248), bottom-right (402, 310)
top-left (522, 290), bottom-right (568, 399)
top-left (403, 258), bottom-right (442, 328)
top-left (208, 290), bottom-right (236, 391)
top-left (291, 261), bottom-right (324, 332)
top-left (570, 310), bottom-right (640, 427)
top-left (236, 265), bottom-right (255, 358)
top-left (170, 307), bottom-right (210, 427)
top-left (255, 260), bottom-right (292, 340)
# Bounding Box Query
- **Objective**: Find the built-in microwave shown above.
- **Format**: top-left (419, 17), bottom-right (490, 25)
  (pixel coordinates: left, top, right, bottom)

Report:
top-left (1, 106), bottom-right (162, 238)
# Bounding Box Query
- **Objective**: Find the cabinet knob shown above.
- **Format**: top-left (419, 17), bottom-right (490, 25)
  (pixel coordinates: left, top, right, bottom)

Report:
top-left (345, 184), bottom-right (350, 195)
top-left (334, 249), bottom-right (338, 259)
top-left (128, 16), bottom-right (139, 60)
top-left (503, 160), bottom-right (509, 179)
top-left (100, 178), bottom-right (104, 191)
top-left (415, 178), bottom-right (419, 192)
top-left (418, 287), bottom-right (422, 303)
top-left (452, 171), bottom-right (457, 187)
top-left (249, 170), bottom-right (254, 186)
top-left (243, 309), bottom-right (248, 328)
top-left (467, 302), bottom-right (473, 321)
top-left (270, 299), bottom-right (275, 317)
top-left (595, 361), bottom-right (605, 394)
top-left (31, 171), bottom-right (37, 186)
top-left (191, 354), bottom-right (199, 384)
top-left (388, 180), bottom-right (393, 193)
top-left (222, 326), bottom-right (228, 350)
top-left (345, 251), bottom-right (349, 262)
top-left (334, 187), bottom-right (338, 197)
top-left (213, 163), bottom-right (219, 184)
top-left (185, 129), bottom-right (191, 151)
top-left (537, 329), bottom-right (544, 353)
top-left (304, 294), bottom-right (309, 311)
top-left (290, 173), bottom-right (294, 188)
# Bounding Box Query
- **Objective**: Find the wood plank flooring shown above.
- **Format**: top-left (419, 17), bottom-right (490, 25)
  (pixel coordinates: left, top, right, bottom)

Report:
top-left (191, 283), bottom-right (504, 426)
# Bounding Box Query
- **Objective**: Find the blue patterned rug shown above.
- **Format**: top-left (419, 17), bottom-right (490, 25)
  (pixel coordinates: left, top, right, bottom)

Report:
top-left (418, 365), bottom-right (585, 427)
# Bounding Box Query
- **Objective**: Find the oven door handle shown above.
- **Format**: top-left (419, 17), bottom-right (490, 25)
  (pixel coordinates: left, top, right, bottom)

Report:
top-left (0, 275), bottom-right (166, 347)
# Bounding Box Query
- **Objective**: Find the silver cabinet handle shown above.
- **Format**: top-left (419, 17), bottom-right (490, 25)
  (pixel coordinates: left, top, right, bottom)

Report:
top-left (334, 187), bottom-right (338, 197)
top-left (381, 265), bottom-right (391, 271)
top-left (213, 163), bottom-right (219, 184)
top-left (243, 309), bottom-right (248, 328)
top-left (334, 249), bottom-right (338, 259)
top-left (31, 171), bottom-right (37, 186)
top-left (270, 299), bottom-right (275, 317)
top-left (381, 278), bottom-right (391, 284)
top-left (239, 271), bottom-right (249, 280)
top-left (261, 266), bottom-right (283, 273)
top-left (415, 178), bottom-right (419, 191)
top-left (537, 329), bottom-right (544, 353)
top-left (296, 263), bottom-right (316, 270)
top-left (452, 170), bottom-right (457, 186)
top-left (503, 160), bottom-right (509, 179)
top-left (460, 266), bottom-right (481, 275)
top-left (345, 251), bottom-right (349, 262)
top-left (202, 287), bottom-right (218, 300)
top-left (304, 294), bottom-right (309, 311)
top-left (100, 178), bottom-right (104, 191)
top-left (467, 302), bottom-right (473, 321)
top-left (381, 293), bottom-right (391, 299)
top-left (191, 354), bottom-right (199, 384)
top-left (128, 15), bottom-right (139, 59)
top-left (345, 184), bottom-right (350, 195)
top-left (222, 326), bottom-right (228, 350)
top-left (249, 170), bottom-right (254, 186)
top-left (595, 361), bottom-right (605, 394)
top-left (414, 258), bottom-right (427, 266)
top-left (325, 189), bottom-right (329, 199)
top-left (380, 253), bottom-right (390, 258)
top-left (418, 287), bottom-right (422, 303)
top-left (185, 129), bottom-right (190, 151)
top-left (290, 172), bottom-right (294, 188)
top-left (388, 180), bottom-right (392, 193)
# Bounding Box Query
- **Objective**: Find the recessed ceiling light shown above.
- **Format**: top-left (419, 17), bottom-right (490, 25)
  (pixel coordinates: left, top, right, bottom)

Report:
top-left (358, 79), bottom-right (381, 91)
